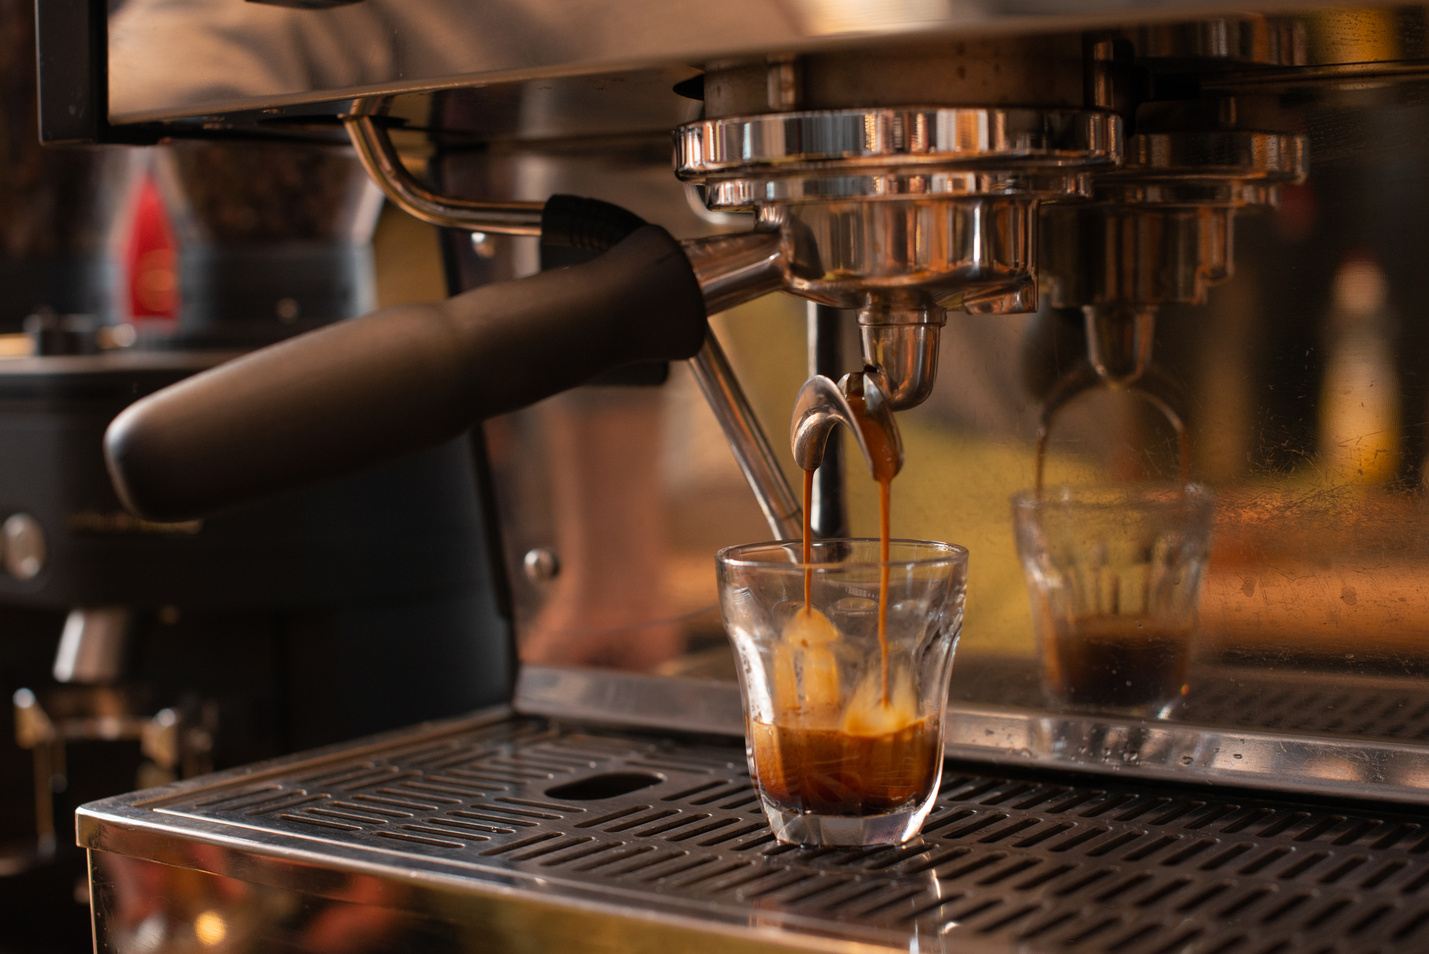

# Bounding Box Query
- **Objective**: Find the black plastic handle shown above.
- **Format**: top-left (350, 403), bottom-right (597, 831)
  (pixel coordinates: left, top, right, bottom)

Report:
top-left (106, 224), bottom-right (705, 521)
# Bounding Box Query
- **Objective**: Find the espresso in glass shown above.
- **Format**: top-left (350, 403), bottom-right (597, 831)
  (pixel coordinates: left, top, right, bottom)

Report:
top-left (1013, 485), bottom-right (1214, 718)
top-left (717, 539), bottom-right (966, 846)
top-left (1043, 613), bottom-right (1192, 710)
top-left (749, 715), bottom-right (941, 817)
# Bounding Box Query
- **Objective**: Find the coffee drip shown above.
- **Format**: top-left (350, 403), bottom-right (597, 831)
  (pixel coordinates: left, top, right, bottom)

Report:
top-left (793, 372), bottom-right (904, 689)
top-left (757, 372), bottom-right (928, 816)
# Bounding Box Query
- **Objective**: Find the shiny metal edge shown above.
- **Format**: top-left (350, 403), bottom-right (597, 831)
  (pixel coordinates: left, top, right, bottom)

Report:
top-left (675, 109), bottom-right (1120, 176)
top-left (80, 835), bottom-right (909, 954)
top-left (344, 109), bottom-right (545, 235)
top-left (943, 705), bottom-right (1429, 806)
top-left (106, 0), bottom-right (1341, 126)
top-left (681, 230), bottom-right (786, 315)
top-left (704, 172), bottom-right (1096, 206)
top-left (76, 709), bottom-right (998, 954)
top-left (515, 665), bottom-right (1429, 804)
top-left (514, 665), bottom-right (746, 735)
top-left (0, 351), bottom-right (243, 375)
top-left (125, 705), bottom-right (519, 808)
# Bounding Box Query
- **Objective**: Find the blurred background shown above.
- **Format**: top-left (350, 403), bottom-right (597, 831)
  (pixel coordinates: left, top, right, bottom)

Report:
top-left (11, 2), bottom-right (1429, 950)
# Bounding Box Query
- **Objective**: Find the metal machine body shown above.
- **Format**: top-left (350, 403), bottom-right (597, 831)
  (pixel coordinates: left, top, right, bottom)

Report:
top-left (75, 700), bottom-right (1429, 954)
top-left (29, 1), bottom-right (1429, 952)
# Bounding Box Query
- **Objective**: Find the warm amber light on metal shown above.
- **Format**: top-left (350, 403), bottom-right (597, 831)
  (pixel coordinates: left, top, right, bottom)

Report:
top-left (194, 911), bottom-right (227, 947)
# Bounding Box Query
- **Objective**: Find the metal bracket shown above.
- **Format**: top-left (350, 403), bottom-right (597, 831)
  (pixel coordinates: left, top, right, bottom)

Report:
top-left (342, 100), bottom-right (544, 234)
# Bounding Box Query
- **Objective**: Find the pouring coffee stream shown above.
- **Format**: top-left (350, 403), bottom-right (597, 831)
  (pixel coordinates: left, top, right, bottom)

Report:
top-left (790, 371), bottom-right (904, 704)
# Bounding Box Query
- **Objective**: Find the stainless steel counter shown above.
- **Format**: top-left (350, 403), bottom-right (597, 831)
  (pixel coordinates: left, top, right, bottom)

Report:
top-left (79, 702), bottom-right (1429, 954)
top-left (518, 662), bottom-right (1429, 806)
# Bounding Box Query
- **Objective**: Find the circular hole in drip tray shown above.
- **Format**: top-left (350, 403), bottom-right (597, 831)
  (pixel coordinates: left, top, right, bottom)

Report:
top-left (545, 772), bottom-right (664, 801)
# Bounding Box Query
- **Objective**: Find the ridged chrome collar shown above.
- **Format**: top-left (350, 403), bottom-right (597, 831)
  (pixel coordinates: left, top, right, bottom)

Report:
top-left (676, 106), bottom-right (1121, 207)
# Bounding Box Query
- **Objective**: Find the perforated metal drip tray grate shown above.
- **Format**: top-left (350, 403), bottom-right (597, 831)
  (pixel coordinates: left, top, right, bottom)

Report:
top-left (80, 708), bottom-right (1429, 954)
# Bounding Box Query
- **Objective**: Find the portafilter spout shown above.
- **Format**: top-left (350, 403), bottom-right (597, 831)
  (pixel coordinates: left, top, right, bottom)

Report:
top-left (856, 305), bottom-right (947, 411)
top-left (791, 372), bottom-right (903, 482)
top-left (1083, 302), bottom-right (1157, 387)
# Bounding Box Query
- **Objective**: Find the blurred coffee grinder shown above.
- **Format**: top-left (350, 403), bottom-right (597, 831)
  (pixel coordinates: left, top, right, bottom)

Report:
top-left (0, 7), bottom-right (510, 949)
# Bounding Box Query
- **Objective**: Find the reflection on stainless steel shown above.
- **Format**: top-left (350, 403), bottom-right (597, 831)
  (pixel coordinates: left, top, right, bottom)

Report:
top-left (1043, 100), bottom-right (1307, 394)
top-left (344, 107), bottom-right (544, 235)
top-left (107, 1), bottom-right (1301, 123)
top-left (1036, 363), bottom-right (1190, 446)
top-left (675, 108), bottom-right (1118, 204)
top-left (950, 704), bottom-right (1429, 804)
top-left (519, 664), bottom-right (1429, 804)
top-left (677, 104), bottom-right (1120, 409)
top-left (1081, 303), bottom-right (1155, 386)
top-left (942, 657), bottom-right (1429, 804)
top-left (1126, 16), bottom-right (1307, 65)
top-left (1033, 361), bottom-right (1192, 495)
top-left (72, 9), bottom-right (1429, 951)
top-left (76, 707), bottom-right (1429, 954)
top-left (1041, 132), bottom-right (1308, 388)
top-left (680, 230), bottom-right (783, 315)
top-left (772, 196), bottom-right (1054, 313)
top-left (688, 331), bottom-right (801, 540)
top-left (790, 373), bottom-right (903, 479)
top-left (295, 7), bottom-right (1429, 804)
top-left (51, 607), bottom-right (132, 685)
top-left (521, 546), bottom-right (561, 583)
top-left (857, 310), bottom-right (945, 410)
top-left (516, 666), bottom-right (741, 734)
top-left (805, 303), bottom-right (850, 539)
top-left (0, 512), bottom-right (45, 581)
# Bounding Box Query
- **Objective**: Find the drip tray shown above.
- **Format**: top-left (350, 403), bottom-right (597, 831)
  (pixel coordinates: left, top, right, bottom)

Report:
top-left (79, 708), bottom-right (1429, 954)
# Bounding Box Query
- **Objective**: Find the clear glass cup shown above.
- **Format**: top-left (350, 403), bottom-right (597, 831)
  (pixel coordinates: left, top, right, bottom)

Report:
top-left (716, 539), bottom-right (968, 847)
top-left (1012, 484), bottom-right (1215, 718)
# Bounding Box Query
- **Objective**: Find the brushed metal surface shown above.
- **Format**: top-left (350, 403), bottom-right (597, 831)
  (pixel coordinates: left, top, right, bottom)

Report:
top-left (105, 1), bottom-right (1325, 124)
top-left (80, 709), bottom-right (1429, 953)
top-left (515, 664), bottom-right (1429, 805)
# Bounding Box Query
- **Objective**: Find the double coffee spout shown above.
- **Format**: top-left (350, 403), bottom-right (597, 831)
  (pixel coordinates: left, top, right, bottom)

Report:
top-left (791, 372), bottom-right (904, 484)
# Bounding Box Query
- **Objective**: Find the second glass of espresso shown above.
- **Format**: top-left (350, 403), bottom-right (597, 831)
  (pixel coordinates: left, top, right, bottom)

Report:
top-left (1012, 485), bottom-right (1215, 719)
top-left (716, 539), bottom-right (967, 847)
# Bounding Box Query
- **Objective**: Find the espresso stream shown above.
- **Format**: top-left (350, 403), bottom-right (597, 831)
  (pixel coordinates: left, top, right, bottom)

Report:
top-left (770, 384), bottom-right (922, 817)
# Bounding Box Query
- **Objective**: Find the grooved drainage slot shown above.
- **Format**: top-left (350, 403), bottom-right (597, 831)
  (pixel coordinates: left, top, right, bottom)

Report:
top-left (545, 772), bottom-right (664, 801)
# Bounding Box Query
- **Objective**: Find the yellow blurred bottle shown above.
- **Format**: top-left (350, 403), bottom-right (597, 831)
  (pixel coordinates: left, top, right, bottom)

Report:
top-left (1319, 254), bottom-right (1399, 485)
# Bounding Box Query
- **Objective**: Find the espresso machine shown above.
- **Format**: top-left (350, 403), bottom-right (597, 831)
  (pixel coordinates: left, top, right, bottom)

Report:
top-left (32, 1), bottom-right (1429, 952)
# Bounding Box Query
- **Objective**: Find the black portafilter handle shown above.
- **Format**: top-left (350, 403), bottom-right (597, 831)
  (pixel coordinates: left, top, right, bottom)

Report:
top-left (105, 222), bottom-right (706, 522)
